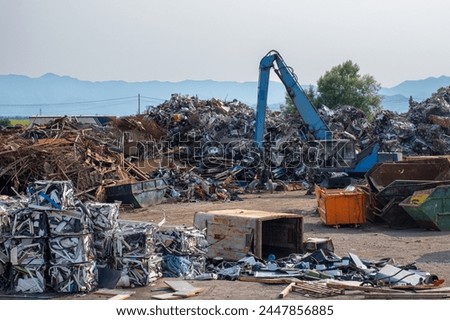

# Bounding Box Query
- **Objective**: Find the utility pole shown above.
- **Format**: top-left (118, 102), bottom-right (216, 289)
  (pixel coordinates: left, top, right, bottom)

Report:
top-left (138, 94), bottom-right (141, 115)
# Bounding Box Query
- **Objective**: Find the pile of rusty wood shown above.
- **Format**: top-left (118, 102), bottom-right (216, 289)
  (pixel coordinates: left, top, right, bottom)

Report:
top-left (0, 117), bottom-right (151, 202)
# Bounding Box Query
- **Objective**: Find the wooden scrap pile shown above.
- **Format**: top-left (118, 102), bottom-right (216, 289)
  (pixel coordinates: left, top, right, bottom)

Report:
top-left (0, 117), bottom-right (151, 201)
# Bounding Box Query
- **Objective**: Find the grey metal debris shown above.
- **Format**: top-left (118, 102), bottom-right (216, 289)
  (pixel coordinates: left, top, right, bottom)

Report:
top-left (162, 255), bottom-right (206, 279)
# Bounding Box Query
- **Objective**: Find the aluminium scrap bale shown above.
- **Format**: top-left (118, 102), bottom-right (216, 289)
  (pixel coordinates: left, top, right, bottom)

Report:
top-left (9, 237), bottom-right (47, 266)
top-left (6, 238), bottom-right (48, 293)
top-left (49, 234), bottom-right (95, 265)
top-left (115, 254), bottom-right (162, 287)
top-left (155, 226), bottom-right (208, 279)
top-left (48, 260), bottom-right (97, 293)
top-left (85, 202), bottom-right (120, 232)
top-left (110, 220), bottom-right (162, 287)
top-left (9, 263), bottom-right (47, 293)
top-left (85, 202), bottom-right (120, 267)
top-left (113, 220), bottom-right (158, 258)
top-left (155, 226), bottom-right (208, 256)
top-left (161, 254), bottom-right (206, 279)
top-left (27, 180), bottom-right (76, 210)
top-left (9, 208), bottom-right (48, 238)
top-left (47, 204), bottom-right (92, 237)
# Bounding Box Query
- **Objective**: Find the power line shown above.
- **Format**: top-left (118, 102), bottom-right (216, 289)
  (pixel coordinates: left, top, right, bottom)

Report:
top-left (0, 96), bottom-right (137, 107)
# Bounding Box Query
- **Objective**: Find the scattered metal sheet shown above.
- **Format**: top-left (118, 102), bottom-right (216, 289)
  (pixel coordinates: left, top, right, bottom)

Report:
top-left (374, 264), bottom-right (428, 286)
top-left (304, 237), bottom-right (334, 252)
top-left (162, 255), bottom-right (206, 279)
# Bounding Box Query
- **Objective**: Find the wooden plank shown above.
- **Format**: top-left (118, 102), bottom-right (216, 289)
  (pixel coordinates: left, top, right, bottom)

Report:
top-left (173, 288), bottom-right (205, 297)
top-left (95, 289), bottom-right (136, 296)
top-left (239, 276), bottom-right (301, 284)
top-left (152, 280), bottom-right (204, 300)
top-left (363, 293), bottom-right (450, 299)
top-left (278, 282), bottom-right (295, 299)
top-left (109, 294), bottom-right (132, 300)
top-left (164, 280), bottom-right (197, 292)
top-left (152, 293), bottom-right (184, 300)
top-left (327, 282), bottom-right (401, 293)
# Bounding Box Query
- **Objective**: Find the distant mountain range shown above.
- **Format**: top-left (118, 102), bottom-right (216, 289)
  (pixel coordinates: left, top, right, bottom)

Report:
top-left (1, 73), bottom-right (450, 117)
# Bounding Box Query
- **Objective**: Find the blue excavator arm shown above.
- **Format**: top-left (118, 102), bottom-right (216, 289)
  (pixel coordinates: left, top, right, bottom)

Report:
top-left (254, 50), bottom-right (331, 148)
top-left (253, 50), bottom-right (396, 176)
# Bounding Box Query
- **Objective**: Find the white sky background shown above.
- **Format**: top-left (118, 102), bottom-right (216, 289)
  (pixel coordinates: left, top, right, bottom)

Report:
top-left (1, 0), bottom-right (449, 87)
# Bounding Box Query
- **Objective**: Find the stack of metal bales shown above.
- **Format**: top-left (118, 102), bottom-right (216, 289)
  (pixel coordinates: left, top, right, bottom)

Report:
top-left (29, 181), bottom-right (97, 293)
top-left (155, 227), bottom-right (208, 278)
top-left (112, 220), bottom-right (162, 287)
top-left (4, 206), bottom-right (48, 293)
top-left (88, 202), bottom-right (162, 287)
top-left (0, 180), bottom-right (166, 294)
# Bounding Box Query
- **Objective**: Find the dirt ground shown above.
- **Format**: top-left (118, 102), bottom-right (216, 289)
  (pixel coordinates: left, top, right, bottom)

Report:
top-left (64, 190), bottom-right (450, 300)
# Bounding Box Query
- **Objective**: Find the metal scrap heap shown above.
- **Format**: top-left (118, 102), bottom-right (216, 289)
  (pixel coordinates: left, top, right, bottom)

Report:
top-left (2, 87), bottom-right (450, 205)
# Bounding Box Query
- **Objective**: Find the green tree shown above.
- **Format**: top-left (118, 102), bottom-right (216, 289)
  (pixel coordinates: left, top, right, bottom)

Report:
top-left (282, 85), bottom-right (318, 117)
top-left (316, 60), bottom-right (381, 116)
top-left (0, 118), bottom-right (11, 127)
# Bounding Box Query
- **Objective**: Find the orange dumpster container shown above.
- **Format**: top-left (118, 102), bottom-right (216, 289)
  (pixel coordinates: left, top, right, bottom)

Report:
top-left (315, 184), bottom-right (366, 226)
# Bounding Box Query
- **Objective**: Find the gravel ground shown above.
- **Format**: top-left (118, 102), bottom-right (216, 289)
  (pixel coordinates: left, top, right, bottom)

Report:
top-left (65, 190), bottom-right (450, 300)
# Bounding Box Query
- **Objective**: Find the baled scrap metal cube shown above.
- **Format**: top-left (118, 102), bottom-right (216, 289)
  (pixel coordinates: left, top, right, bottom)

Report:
top-left (115, 254), bottom-right (162, 287)
top-left (10, 208), bottom-right (48, 238)
top-left (10, 263), bottom-right (46, 293)
top-left (9, 237), bottom-right (47, 266)
top-left (155, 226), bottom-right (208, 256)
top-left (86, 202), bottom-right (120, 232)
top-left (47, 205), bottom-right (92, 236)
top-left (49, 234), bottom-right (95, 265)
top-left (114, 220), bottom-right (157, 258)
top-left (27, 180), bottom-right (75, 210)
top-left (93, 230), bottom-right (114, 262)
top-left (48, 261), bottom-right (97, 293)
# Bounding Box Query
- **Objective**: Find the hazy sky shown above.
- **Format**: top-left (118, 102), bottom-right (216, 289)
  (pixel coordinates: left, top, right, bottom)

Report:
top-left (1, 0), bottom-right (450, 87)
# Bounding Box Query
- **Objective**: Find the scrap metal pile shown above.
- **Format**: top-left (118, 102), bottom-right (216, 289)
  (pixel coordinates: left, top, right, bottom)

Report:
top-left (2, 87), bottom-right (450, 204)
top-left (322, 86), bottom-right (450, 155)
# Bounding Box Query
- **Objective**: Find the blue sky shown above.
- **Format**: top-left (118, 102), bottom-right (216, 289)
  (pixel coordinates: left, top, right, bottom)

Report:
top-left (1, 0), bottom-right (450, 87)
